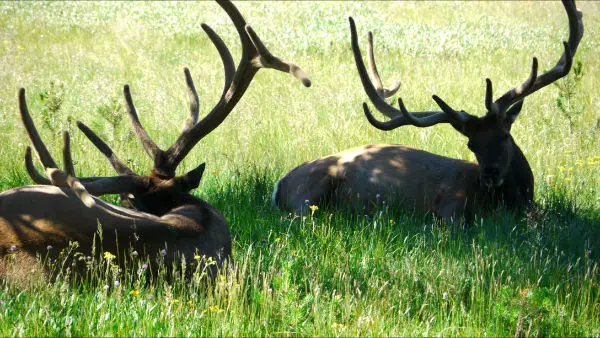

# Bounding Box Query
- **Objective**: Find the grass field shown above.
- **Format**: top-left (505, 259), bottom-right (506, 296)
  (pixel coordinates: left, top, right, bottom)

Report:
top-left (1, 1), bottom-right (599, 336)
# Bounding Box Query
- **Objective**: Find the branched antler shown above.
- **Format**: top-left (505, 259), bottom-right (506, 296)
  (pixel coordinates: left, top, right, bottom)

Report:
top-left (352, 0), bottom-right (583, 131)
top-left (116, 1), bottom-right (311, 178)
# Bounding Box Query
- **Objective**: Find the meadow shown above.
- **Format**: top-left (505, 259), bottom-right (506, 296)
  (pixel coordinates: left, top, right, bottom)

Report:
top-left (0, 1), bottom-right (599, 336)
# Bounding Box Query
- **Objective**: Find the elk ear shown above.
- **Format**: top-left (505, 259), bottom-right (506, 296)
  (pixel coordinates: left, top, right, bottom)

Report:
top-left (503, 100), bottom-right (523, 130)
top-left (180, 163), bottom-right (206, 192)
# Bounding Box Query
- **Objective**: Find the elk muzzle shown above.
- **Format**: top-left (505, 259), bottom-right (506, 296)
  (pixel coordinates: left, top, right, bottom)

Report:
top-left (480, 166), bottom-right (504, 188)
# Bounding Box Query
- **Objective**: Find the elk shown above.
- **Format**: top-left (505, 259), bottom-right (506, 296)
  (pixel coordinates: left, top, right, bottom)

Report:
top-left (0, 0), bottom-right (310, 278)
top-left (273, 0), bottom-right (582, 222)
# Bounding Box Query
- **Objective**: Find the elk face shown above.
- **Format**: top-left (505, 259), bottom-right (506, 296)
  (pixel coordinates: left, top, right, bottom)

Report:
top-left (464, 102), bottom-right (523, 188)
top-left (122, 164), bottom-right (206, 216)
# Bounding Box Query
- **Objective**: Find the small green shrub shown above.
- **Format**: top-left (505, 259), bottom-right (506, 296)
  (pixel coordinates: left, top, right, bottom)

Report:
top-left (38, 81), bottom-right (65, 133)
top-left (554, 60), bottom-right (585, 134)
top-left (95, 97), bottom-right (124, 142)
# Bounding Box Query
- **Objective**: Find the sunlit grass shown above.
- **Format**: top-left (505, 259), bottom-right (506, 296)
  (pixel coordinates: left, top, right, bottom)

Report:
top-left (0, 1), bottom-right (599, 336)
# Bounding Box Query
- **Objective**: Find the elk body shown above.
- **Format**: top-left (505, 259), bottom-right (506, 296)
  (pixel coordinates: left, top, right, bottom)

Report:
top-left (0, 0), bottom-right (310, 278)
top-left (273, 1), bottom-right (583, 222)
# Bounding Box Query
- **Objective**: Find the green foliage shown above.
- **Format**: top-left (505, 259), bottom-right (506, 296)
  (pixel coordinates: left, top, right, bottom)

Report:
top-left (95, 97), bottom-right (124, 142)
top-left (554, 60), bottom-right (585, 134)
top-left (38, 81), bottom-right (65, 133)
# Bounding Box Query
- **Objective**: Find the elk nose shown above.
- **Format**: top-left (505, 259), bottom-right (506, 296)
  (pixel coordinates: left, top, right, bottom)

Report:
top-left (481, 166), bottom-right (502, 188)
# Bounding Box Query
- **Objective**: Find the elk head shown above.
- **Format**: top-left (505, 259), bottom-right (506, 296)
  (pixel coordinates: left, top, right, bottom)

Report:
top-left (350, 0), bottom-right (583, 192)
top-left (23, 0), bottom-right (311, 215)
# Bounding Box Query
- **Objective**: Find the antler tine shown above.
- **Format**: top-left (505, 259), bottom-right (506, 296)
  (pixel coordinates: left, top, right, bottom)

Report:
top-left (19, 88), bottom-right (58, 170)
top-left (487, 58), bottom-right (538, 118)
top-left (180, 22), bottom-right (239, 134)
top-left (217, 1), bottom-right (311, 87)
top-left (401, 97), bottom-right (466, 128)
top-left (76, 121), bottom-right (135, 176)
top-left (19, 88), bottom-right (148, 199)
top-left (350, 17), bottom-right (467, 131)
top-left (123, 85), bottom-right (163, 161)
top-left (62, 131), bottom-right (96, 208)
top-left (485, 78), bottom-right (500, 117)
top-left (362, 98), bottom-right (460, 131)
top-left (350, 17), bottom-right (405, 120)
top-left (245, 26), bottom-right (312, 86)
top-left (367, 31), bottom-right (401, 99)
top-left (491, 0), bottom-right (583, 114)
top-left (24, 147), bottom-right (51, 185)
top-left (157, 0), bottom-right (311, 174)
top-left (19, 88), bottom-right (67, 185)
top-left (203, 25), bottom-right (237, 93)
top-left (62, 131), bottom-right (76, 179)
top-left (181, 68), bottom-right (200, 133)
top-left (363, 103), bottom-right (407, 131)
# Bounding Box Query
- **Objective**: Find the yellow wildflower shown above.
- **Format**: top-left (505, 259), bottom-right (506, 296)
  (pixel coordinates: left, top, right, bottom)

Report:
top-left (309, 205), bottom-right (319, 216)
top-left (129, 289), bottom-right (140, 296)
top-left (103, 251), bottom-right (116, 260)
top-left (204, 305), bottom-right (224, 313)
top-left (558, 166), bottom-right (565, 172)
top-left (331, 323), bottom-right (345, 329)
top-left (170, 298), bottom-right (180, 304)
top-left (194, 255), bottom-right (202, 261)
top-left (389, 219), bottom-right (396, 225)
top-left (275, 237), bottom-right (281, 242)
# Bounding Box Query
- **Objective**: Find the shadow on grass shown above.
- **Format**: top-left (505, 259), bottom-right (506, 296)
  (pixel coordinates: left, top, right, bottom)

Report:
top-left (208, 170), bottom-right (600, 265)
top-left (205, 170), bottom-right (599, 335)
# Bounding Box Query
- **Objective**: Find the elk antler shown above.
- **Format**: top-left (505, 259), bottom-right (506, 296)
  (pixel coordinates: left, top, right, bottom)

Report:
top-left (19, 89), bottom-right (94, 207)
top-left (367, 32), bottom-right (400, 99)
top-left (118, 1), bottom-right (311, 179)
top-left (486, 0), bottom-right (583, 118)
top-left (76, 121), bottom-right (135, 176)
top-left (350, 17), bottom-right (468, 131)
top-left (352, 0), bottom-right (583, 131)
top-left (19, 89), bottom-right (147, 200)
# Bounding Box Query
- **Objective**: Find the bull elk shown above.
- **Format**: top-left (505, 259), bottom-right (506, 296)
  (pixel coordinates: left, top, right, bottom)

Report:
top-left (273, 0), bottom-right (582, 222)
top-left (0, 0), bottom-right (311, 278)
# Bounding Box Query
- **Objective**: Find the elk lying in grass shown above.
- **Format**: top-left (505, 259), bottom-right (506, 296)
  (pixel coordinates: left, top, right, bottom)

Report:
top-left (273, 0), bottom-right (582, 222)
top-left (0, 0), bottom-right (310, 279)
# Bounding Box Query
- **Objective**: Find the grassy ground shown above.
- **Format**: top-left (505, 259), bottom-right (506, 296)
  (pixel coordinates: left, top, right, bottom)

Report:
top-left (1, 1), bottom-right (599, 336)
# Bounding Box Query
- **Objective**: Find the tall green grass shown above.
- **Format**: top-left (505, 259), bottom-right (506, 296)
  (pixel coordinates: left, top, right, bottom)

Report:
top-left (0, 1), bottom-right (599, 336)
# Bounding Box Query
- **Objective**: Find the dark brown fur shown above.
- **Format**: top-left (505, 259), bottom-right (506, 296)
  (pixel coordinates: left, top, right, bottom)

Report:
top-left (0, 185), bottom-right (232, 279)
